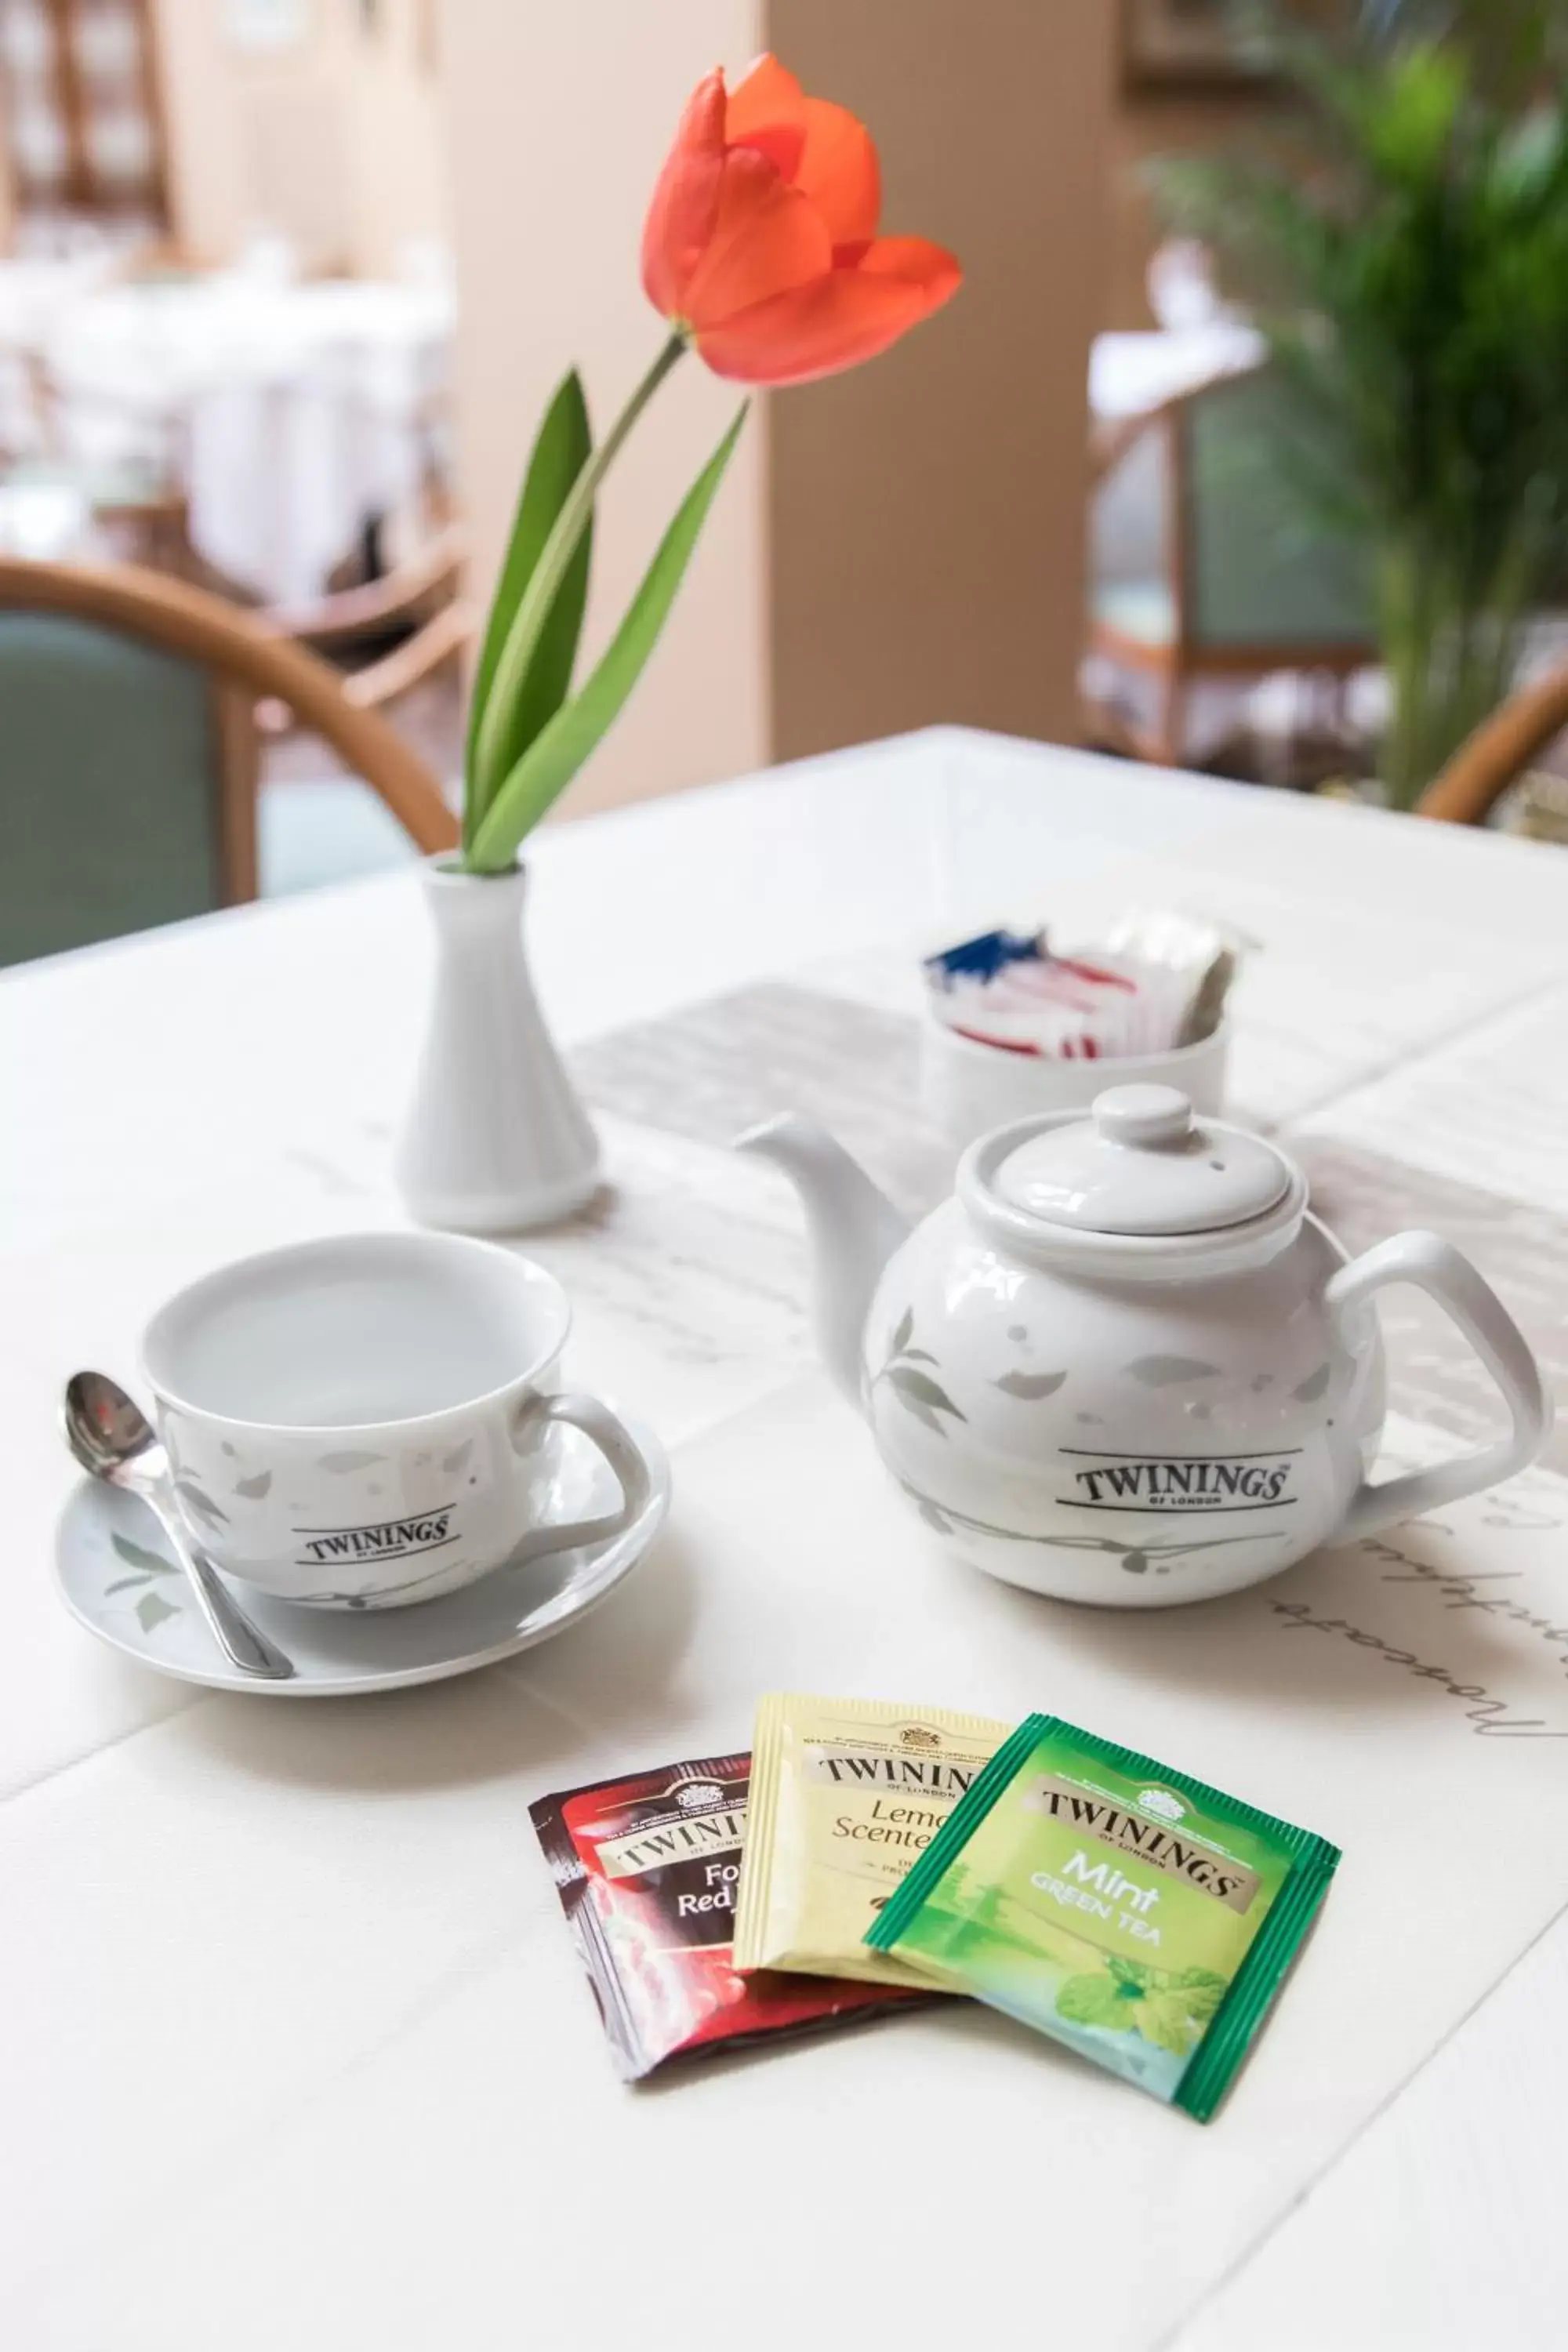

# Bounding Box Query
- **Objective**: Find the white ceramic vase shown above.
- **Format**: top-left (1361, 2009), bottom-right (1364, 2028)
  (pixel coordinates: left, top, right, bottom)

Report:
top-left (394, 861), bottom-right (600, 1232)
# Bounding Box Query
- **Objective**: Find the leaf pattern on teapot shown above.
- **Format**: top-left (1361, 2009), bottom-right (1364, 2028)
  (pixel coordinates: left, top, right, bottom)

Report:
top-left (1124, 1355), bottom-right (1221, 1388)
top-left (896, 1477), bottom-right (1286, 1577)
top-left (993, 1369), bottom-right (1068, 1400)
top-left (869, 1312), bottom-right (966, 1437)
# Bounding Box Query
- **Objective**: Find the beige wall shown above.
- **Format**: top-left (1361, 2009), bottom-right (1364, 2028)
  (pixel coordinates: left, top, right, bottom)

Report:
top-left (1105, 85), bottom-right (1282, 329)
top-left (768, 0), bottom-right (1112, 760)
top-left (153, 0), bottom-right (448, 274)
top-left (440, 0), bottom-right (1112, 812)
top-left (438, 0), bottom-right (770, 820)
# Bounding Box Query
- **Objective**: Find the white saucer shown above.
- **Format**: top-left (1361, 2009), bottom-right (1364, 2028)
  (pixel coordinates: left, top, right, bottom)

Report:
top-left (55, 1410), bottom-right (670, 1698)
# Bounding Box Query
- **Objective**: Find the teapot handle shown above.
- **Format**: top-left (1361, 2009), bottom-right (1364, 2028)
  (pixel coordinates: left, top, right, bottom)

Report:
top-left (1327, 1231), bottom-right (1551, 1543)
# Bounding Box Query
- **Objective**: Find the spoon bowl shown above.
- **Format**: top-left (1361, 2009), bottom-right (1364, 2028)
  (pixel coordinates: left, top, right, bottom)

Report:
top-left (62, 1369), bottom-right (165, 1483)
top-left (61, 1370), bottom-right (295, 1679)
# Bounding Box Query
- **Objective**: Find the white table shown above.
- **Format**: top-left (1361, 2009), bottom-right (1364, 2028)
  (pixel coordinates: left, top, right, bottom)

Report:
top-left (8, 730), bottom-right (1568, 2350)
top-left (37, 271), bottom-right (454, 601)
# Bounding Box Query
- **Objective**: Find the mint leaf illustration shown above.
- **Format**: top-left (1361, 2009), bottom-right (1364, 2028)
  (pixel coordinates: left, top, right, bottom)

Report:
top-left (1137, 1990), bottom-right (1201, 2058)
top-left (1172, 1966), bottom-right (1227, 2023)
top-left (1056, 1973), bottom-right (1129, 2032)
top-left (134, 1590), bottom-right (180, 1635)
top-left (891, 1307), bottom-right (915, 1356)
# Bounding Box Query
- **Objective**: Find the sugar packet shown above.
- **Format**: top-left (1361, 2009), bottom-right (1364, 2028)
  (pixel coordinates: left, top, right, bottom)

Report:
top-left (530, 1750), bottom-right (913, 2081)
top-left (865, 1714), bottom-right (1339, 2118)
top-left (732, 1693), bottom-right (1012, 1992)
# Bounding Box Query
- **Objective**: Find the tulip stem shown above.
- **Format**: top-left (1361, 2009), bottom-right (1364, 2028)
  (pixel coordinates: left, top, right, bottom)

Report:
top-left (470, 330), bottom-right (689, 828)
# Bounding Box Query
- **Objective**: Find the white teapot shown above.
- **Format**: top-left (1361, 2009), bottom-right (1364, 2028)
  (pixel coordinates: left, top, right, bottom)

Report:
top-left (741, 1085), bottom-right (1550, 1608)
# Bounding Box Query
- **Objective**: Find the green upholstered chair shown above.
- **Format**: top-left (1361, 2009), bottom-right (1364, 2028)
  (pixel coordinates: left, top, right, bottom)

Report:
top-left (0, 613), bottom-right (242, 966)
top-left (0, 555), bottom-right (459, 971)
top-left (1087, 363), bottom-right (1375, 765)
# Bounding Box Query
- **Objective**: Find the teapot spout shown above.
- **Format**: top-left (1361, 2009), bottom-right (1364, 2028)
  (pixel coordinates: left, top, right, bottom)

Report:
top-left (736, 1115), bottom-right (909, 1406)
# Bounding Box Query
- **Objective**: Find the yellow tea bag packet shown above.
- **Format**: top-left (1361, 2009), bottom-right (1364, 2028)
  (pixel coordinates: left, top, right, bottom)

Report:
top-left (733, 1693), bottom-right (1012, 1991)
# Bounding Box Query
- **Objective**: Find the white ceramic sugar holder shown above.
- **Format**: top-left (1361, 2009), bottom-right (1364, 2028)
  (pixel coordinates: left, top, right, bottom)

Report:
top-left (920, 1014), bottom-right (1229, 1162)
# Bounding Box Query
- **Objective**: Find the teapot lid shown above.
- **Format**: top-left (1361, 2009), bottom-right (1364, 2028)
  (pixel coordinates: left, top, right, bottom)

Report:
top-left (990, 1085), bottom-right (1290, 1236)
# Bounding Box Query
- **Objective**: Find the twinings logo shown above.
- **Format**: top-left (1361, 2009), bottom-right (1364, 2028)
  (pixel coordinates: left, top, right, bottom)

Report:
top-left (805, 1740), bottom-right (980, 1797)
top-left (293, 1506), bottom-right (457, 1566)
top-left (596, 1807), bottom-right (746, 1880)
top-left (1138, 1788), bottom-right (1185, 1822)
top-left (1060, 1450), bottom-right (1300, 1514)
top-left (899, 1726), bottom-right (942, 1750)
top-left (677, 1781), bottom-right (727, 1809)
top-left (1023, 1774), bottom-right (1258, 1913)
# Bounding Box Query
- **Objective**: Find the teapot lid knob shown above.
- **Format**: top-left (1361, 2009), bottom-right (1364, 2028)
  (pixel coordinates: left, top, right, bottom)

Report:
top-left (1093, 1084), bottom-right (1193, 1152)
top-left (979, 1083), bottom-right (1295, 1238)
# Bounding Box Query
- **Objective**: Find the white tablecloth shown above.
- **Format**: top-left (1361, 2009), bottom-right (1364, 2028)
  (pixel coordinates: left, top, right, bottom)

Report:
top-left (33, 271), bottom-right (455, 601)
top-left (6, 731), bottom-right (1568, 2349)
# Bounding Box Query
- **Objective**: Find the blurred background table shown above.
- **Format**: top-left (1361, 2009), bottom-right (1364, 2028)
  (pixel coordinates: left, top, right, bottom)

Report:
top-left (10, 260), bottom-right (455, 601)
top-left (1089, 322), bottom-right (1264, 424)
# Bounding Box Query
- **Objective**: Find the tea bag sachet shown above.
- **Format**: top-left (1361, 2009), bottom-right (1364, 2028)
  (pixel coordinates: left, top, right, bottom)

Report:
top-left (865, 1714), bottom-right (1339, 2118)
top-left (733, 1693), bottom-right (1012, 1991)
top-left (530, 1751), bottom-right (914, 2082)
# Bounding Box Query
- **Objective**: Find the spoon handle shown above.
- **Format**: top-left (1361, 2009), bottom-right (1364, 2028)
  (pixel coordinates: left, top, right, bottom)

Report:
top-left (145, 1486), bottom-right (296, 1680)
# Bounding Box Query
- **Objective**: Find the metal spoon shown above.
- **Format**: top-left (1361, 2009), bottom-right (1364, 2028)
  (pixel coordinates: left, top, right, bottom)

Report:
top-left (62, 1371), bottom-right (295, 1681)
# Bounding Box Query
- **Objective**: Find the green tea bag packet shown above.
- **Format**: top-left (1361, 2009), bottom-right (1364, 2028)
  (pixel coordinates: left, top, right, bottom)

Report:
top-left (865, 1715), bottom-right (1339, 2119)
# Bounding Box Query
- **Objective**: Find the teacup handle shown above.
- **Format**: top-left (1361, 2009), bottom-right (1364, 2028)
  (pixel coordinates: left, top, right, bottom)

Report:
top-left (506, 1392), bottom-right (653, 1563)
top-left (1327, 1230), bottom-right (1551, 1543)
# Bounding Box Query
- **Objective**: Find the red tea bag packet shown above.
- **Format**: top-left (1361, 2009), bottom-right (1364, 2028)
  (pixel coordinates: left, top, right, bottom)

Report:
top-left (530, 1751), bottom-right (916, 2080)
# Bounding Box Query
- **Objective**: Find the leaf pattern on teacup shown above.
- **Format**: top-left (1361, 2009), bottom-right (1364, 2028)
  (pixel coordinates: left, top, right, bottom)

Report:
top-left (102, 1532), bottom-right (183, 1619)
top-left (317, 1450), bottom-right (386, 1473)
top-left (509, 1404), bottom-right (549, 1457)
top-left (234, 1471), bottom-right (272, 1499)
top-left (110, 1532), bottom-right (176, 1577)
top-left (441, 1439), bottom-right (474, 1474)
top-left (173, 1479), bottom-right (228, 1528)
top-left (1293, 1363), bottom-right (1331, 1402)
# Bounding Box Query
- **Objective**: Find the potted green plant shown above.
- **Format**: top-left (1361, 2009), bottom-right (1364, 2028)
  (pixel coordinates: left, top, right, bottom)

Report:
top-left (1153, 0), bottom-right (1568, 809)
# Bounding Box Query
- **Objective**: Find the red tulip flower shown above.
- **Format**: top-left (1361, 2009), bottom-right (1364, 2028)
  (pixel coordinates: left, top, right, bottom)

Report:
top-left (463, 56), bottom-right (962, 869)
top-left (642, 54), bottom-right (962, 385)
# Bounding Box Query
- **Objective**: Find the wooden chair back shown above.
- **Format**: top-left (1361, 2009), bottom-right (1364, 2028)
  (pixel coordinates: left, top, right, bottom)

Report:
top-left (1417, 656), bottom-right (1568, 824)
top-left (0, 555), bottom-right (456, 964)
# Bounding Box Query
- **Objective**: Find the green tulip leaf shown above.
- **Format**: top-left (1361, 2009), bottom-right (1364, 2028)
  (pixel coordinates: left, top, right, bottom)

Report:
top-left (470, 401), bottom-right (748, 871)
top-left (465, 368), bottom-right (593, 842)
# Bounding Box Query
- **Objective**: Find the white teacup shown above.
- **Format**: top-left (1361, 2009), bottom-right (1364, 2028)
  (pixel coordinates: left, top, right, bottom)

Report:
top-left (140, 1232), bottom-right (654, 1611)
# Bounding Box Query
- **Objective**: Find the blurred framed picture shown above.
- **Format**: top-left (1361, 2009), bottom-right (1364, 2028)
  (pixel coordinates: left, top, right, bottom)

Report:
top-left (1122, 0), bottom-right (1275, 91)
